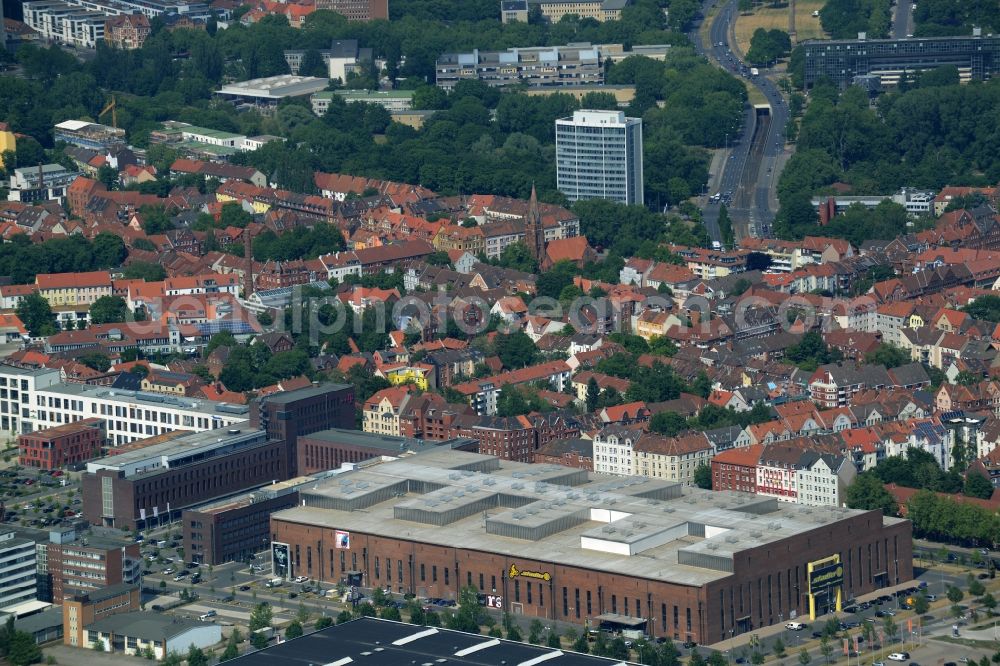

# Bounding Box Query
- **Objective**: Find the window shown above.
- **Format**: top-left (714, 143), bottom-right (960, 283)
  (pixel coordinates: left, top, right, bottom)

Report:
top-left (420, 564), bottom-right (425, 582)
top-left (432, 565), bottom-right (437, 583)
top-left (514, 580), bottom-right (520, 602)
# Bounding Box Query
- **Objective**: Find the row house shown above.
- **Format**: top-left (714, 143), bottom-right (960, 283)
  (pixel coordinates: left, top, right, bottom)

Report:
top-left (362, 385), bottom-right (415, 437)
top-left (711, 444), bottom-right (764, 493)
top-left (633, 432), bottom-right (715, 486)
top-left (592, 425), bottom-right (644, 476)
top-left (755, 444), bottom-right (855, 506)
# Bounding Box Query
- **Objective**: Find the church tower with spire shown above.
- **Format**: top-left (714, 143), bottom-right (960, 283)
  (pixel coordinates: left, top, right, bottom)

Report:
top-left (525, 183), bottom-right (545, 262)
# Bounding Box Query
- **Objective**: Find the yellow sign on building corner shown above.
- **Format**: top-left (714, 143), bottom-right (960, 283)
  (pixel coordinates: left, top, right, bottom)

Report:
top-left (806, 555), bottom-right (843, 620)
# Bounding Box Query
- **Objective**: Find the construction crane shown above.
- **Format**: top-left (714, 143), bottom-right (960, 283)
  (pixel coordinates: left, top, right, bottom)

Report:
top-left (99, 96), bottom-right (117, 129)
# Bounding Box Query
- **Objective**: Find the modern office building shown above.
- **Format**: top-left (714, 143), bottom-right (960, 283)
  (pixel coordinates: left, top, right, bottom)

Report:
top-left (250, 382), bottom-right (356, 477)
top-left (801, 32), bottom-right (1000, 88)
top-left (0, 531), bottom-right (37, 610)
top-left (435, 43), bottom-right (669, 90)
top-left (555, 109), bottom-right (644, 205)
top-left (43, 536), bottom-right (141, 600)
top-left (0, 365), bottom-right (248, 445)
top-left (436, 43), bottom-right (604, 89)
top-left (182, 480), bottom-right (301, 566)
top-left (18, 418), bottom-right (106, 470)
top-left (269, 450), bottom-right (913, 644)
top-left (54, 120), bottom-right (126, 151)
top-left (81, 426), bottom-right (286, 530)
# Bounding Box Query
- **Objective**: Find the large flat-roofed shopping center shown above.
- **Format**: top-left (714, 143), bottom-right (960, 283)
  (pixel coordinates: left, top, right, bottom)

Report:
top-left (270, 449), bottom-right (912, 644)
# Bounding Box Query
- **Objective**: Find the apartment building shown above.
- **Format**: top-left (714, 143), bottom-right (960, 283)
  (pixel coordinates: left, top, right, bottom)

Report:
top-left (22, 1), bottom-right (107, 48)
top-left (7, 164), bottom-right (81, 204)
top-left (710, 444), bottom-right (763, 493)
top-left (36, 271), bottom-right (112, 307)
top-left (592, 425), bottom-right (643, 476)
top-left (633, 432), bottom-right (714, 486)
top-left (362, 386), bottom-right (414, 437)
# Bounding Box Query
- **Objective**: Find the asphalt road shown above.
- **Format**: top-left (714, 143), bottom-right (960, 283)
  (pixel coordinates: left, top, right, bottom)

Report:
top-left (893, 0), bottom-right (914, 39)
top-left (687, 0), bottom-right (787, 243)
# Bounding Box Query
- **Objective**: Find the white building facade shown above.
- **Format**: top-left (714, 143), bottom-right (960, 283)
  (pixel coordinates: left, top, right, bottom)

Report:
top-left (555, 109), bottom-right (644, 205)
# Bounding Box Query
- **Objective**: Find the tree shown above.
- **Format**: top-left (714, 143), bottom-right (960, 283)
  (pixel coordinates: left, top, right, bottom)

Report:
top-left (694, 463), bottom-right (712, 489)
top-left (219, 631), bottom-right (241, 661)
top-left (573, 630), bottom-right (589, 654)
top-left (819, 636), bottom-right (833, 664)
top-left (186, 644), bottom-right (208, 666)
top-left (845, 473), bottom-right (898, 515)
top-left (773, 637), bottom-right (786, 659)
top-left (89, 295), bottom-right (130, 324)
top-left (336, 610), bottom-right (353, 625)
top-left (968, 576), bottom-right (986, 598)
top-left (6, 631), bottom-right (41, 666)
top-left (495, 329), bottom-right (539, 369)
top-left (284, 620), bottom-right (303, 639)
top-left (912, 594), bottom-right (929, 615)
top-left (799, 648), bottom-right (812, 666)
top-left (547, 632), bottom-right (561, 649)
top-left (122, 261), bottom-right (167, 282)
top-left (585, 377), bottom-right (600, 411)
top-left (16, 292), bottom-right (57, 337)
top-left (649, 411), bottom-right (688, 436)
top-left (249, 602), bottom-right (273, 631)
top-left (380, 606), bottom-right (402, 621)
top-left (964, 472), bottom-right (994, 499)
top-left (962, 294), bottom-right (1000, 323)
top-left (250, 631), bottom-right (269, 649)
top-left (298, 49), bottom-right (328, 78)
top-left (864, 343), bottom-right (910, 369)
top-left (980, 592), bottom-right (996, 612)
top-left (78, 353), bottom-right (112, 373)
top-left (315, 616), bottom-right (334, 630)
top-left (528, 619), bottom-right (544, 644)
top-left (947, 586), bottom-right (964, 604)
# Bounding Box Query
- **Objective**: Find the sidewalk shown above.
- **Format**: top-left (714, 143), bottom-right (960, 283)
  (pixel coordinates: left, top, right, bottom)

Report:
top-left (705, 580), bottom-right (921, 653)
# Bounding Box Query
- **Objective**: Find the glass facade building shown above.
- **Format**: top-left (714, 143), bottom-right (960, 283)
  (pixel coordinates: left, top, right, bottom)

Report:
top-left (555, 110), bottom-right (643, 206)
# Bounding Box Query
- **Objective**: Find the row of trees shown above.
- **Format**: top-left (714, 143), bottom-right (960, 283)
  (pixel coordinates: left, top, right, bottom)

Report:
top-left (746, 28), bottom-right (791, 65)
top-left (818, 0), bottom-right (891, 39)
top-left (774, 76), bottom-right (1000, 240)
top-left (0, 233), bottom-right (126, 285)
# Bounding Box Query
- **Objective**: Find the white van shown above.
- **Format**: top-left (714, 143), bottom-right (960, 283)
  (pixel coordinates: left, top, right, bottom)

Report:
top-left (785, 621), bottom-right (806, 631)
top-left (199, 610), bottom-right (217, 620)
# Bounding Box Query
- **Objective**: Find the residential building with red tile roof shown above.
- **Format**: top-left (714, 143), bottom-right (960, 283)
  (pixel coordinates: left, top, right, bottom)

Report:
top-left (711, 443), bottom-right (764, 493)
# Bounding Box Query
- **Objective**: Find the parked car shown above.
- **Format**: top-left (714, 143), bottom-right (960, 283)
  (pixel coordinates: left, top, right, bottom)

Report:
top-left (785, 622), bottom-right (806, 631)
top-left (888, 653), bottom-right (910, 661)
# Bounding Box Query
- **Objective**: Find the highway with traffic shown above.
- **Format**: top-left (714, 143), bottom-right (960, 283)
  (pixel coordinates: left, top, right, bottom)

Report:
top-left (688, 0), bottom-right (789, 243)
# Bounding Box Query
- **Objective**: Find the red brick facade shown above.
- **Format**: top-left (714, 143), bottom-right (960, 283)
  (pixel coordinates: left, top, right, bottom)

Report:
top-left (271, 510), bottom-right (912, 644)
top-left (18, 418), bottom-right (105, 470)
